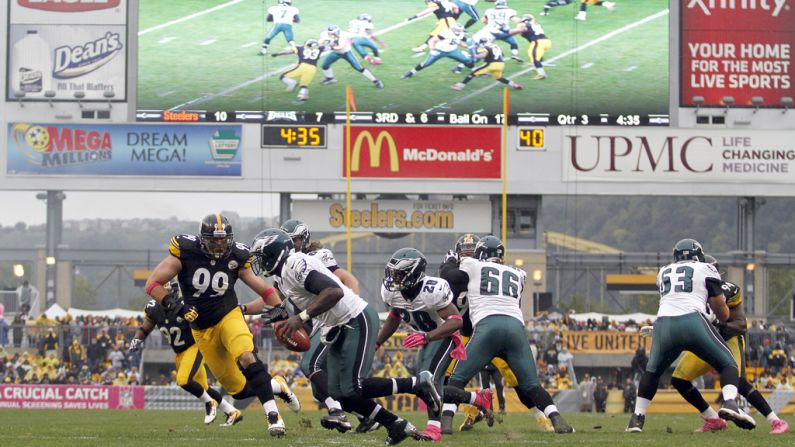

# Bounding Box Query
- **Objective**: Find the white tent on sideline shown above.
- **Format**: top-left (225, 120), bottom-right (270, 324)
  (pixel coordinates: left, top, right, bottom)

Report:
top-left (567, 312), bottom-right (657, 323)
top-left (43, 304), bottom-right (143, 320)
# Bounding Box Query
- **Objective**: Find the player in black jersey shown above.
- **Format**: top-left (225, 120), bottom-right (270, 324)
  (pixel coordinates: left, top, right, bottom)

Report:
top-left (145, 213), bottom-right (287, 437)
top-left (130, 282), bottom-right (242, 426)
top-left (273, 39), bottom-right (322, 102)
top-left (451, 40), bottom-right (523, 91)
top-left (408, 0), bottom-right (460, 53)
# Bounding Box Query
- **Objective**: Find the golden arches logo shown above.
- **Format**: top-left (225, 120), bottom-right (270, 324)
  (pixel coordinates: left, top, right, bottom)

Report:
top-left (351, 131), bottom-right (399, 172)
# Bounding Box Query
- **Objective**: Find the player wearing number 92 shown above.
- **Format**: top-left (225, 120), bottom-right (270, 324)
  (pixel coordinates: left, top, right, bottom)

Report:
top-left (378, 248), bottom-right (466, 442)
top-left (625, 238), bottom-right (755, 433)
top-left (130, 281), bottom-right (241, 426)
top-left (444, 235), bottom-right (575, 434)
top-left (144, 213), bottom-right (287, 437)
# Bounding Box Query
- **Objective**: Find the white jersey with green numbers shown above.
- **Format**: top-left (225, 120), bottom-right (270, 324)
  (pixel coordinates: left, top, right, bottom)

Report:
top-left (458, 257), bottom-right (526, 326)
top-left (656, 260), bottom-right (721, 317)
top-left (380, 276), bottom-right (453, 332)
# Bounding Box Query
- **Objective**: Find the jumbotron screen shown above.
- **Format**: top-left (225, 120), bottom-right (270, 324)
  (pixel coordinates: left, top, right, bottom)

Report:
top-left (136, 0), bottom-right (669, 126)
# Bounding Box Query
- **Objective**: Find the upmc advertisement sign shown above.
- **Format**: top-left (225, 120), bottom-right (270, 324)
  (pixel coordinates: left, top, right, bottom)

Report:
top-left (0, 385), bottom-right (144, 409)
top-left (563, 129), bottom-right (795, 183)
top-left (7, 123), bottom-right (242, 176)
top-left (681, 0), bottom-right (794, 106)
top-left (343, 126), bottom-right (501, 179)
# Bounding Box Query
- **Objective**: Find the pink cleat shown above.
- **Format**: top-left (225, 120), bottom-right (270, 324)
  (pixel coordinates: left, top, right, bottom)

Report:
top-left (694, 417), bottom-right (727, 432)
top-left (473, 389), bottom-right (493, 413)
top-left (770, 419), bottom-right (789, 435)
top-left (451, 82), bottom-right (465, 91)
top-left (415, 424), bottom-right (442, 442)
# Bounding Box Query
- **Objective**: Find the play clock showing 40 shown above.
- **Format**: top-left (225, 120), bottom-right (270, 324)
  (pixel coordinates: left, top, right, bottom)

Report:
top-left (261, 125), bottom-right (327, 148)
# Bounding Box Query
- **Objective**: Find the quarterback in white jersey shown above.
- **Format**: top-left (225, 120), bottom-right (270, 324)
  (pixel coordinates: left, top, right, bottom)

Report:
top-left (259, 0), bottom-right (300, 55)
top-left (349, 13), bottom-right (386, 65)
top-left (481, 0), bottom-right (522, 60)
top-left (377, 248), bottom-right (464, 442)
top-left (626, 239), bottom-right (755, 433)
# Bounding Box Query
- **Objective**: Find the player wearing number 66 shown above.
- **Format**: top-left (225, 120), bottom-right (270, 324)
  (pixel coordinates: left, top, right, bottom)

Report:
top-left (144, 213), bottom-right (288, 437)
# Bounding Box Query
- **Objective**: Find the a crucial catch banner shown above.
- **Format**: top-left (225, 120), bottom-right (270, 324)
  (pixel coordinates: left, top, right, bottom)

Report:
top-left (681, 0), bottom-right (794, 107)
top-left (342, 126), bottom-right (501, 179)
top-left (6, 123), bottom-right (242, 176)
top-left (0, 384), bottom-right (144, 410)
top-left (562, 129), bottom-right (795, 183)
top-left (292, 199), bottom-right (492, 233)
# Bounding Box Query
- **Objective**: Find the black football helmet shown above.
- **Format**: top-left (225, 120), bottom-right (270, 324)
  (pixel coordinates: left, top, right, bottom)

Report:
top-left (673, 238), bottom-right (705, 262)
top-left (455, 233), bottom-right (480, 258)
top-left (475, 235), bottom-right (505, 263)
top-left (251, 228), bottom-right (294, 277)
top-left (703, 254), bottom-right (725, 275)
top-left (199, 213), bottom-right (234, 259)
top-left (384, 248), bottom-right (427, 292)
top-left (280, 219), bottom-right (311, 253)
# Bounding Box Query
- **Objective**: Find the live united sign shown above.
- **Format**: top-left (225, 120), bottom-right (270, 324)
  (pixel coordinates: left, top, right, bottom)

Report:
top-left (343, 125), bottom-right (501, 179)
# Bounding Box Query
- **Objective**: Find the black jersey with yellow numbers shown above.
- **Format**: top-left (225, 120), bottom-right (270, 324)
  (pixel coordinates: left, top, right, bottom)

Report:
top-left (297, 46), bottom-right (321, 66)
top-left (144, 299), bottom-right (194, 354)
top-left (439, 258), bottom-right (473, 337)
top-left (480, 44), bottom-right (504, 63)
top-left (433, 1), bottom-right (457, 19)
top-left (721, 280), bottom-right (743, 309)
top-left (168, 234), bottom-right (252, 329)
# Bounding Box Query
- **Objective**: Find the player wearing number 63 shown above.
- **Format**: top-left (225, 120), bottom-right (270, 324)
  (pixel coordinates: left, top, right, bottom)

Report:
top-left (130, 281), bottom-right (241, 426)
top-left (626, 238), bottom-right (756, 433)
top-left (444, 235), bottom-right (575, 434)
top-left (378, 248), bottom-right (467, 442)
top-left (144, 213), bottom-right (288, 437)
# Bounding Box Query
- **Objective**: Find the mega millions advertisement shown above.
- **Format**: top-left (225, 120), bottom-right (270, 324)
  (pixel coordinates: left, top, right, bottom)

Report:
top-left (681, 0), bottom-right (794, 107)
top-left (7, 123), bottom-right (242, 176)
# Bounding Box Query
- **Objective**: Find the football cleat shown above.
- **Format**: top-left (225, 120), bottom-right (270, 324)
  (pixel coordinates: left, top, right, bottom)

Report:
top-left (770, 419), bottom-right (789, 435)
top-left (385, 419), bottom-right (417, 445)
top-left (718, 399), bottom-right (756, 430)
top-left (550, 413), bottom-right (574, 433)
top-left (220, 409), bottom-right (244, 427)
top-left (539, 11), bottom-right (549, 16)
top-left (273, 376), bottom-right (300, 412)
top-left (694, 417), bottom-right (727, 432)
top-left (533, 74), bottom-right (547, 80)
top-left (451, 82), bottom-right (466, 91)
top-left (320, 77), bottom-right (338, 85)
top-left (575, 11), bottom-right (586, 21)
top-left (374, 80), bottom-right (385, 89)
top-left (625, 413), bottom-right (645, 433)
top-left (472, 389), bottom-right (492, 413)
top-left (536, 414), bottom-right (555, 432)
top-left (267, 411), bottom-right (286, 437)
top-left (440, 413), bottom-right (454, 435)
top-left (451, 65), bottom-right (463, 74)
top-left (259, 47), bottom-right (268, 55)
top-left (414, 424), bottom-right (442, 442)
top-left (603, 1), bottom-right (616, 11)
top-left (204, 400), bottom-right (218, 424)
top-left (510, 55), bottom-right (524, 63)
top-left (509, 81), bottom-right (523, 90)
top-left (321, 410), bottom-right (352, 433)
top-left (413, 371), bottom-right (442, 415)
top-left (401, 71), bottom-right (413, 79)
top-left (355, 416), bottom-right (380, 433)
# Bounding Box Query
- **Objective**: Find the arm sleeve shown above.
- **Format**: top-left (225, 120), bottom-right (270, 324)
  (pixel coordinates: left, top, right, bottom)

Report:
top-left (706, 277), bottom-right (724, 297)
top-left (304, 270), bottom-right (341, 295)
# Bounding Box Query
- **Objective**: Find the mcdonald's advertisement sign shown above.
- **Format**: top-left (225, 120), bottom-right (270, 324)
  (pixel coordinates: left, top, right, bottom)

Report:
top-left (344, 125), bottom-right (501, 179)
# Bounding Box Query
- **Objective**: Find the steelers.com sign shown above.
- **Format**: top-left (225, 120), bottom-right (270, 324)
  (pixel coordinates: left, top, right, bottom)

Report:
top-left (7, 122), bottom-right (241, 176)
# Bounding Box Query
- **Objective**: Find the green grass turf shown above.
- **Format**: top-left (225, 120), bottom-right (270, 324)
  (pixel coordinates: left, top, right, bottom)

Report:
top-left (0, 410), bottom-right (791, 446)
top-left (136, 0), bottom-right (668, 117)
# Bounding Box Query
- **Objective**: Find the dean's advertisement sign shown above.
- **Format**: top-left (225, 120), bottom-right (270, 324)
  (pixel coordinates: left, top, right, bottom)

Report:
top-left (681, 0), bottom-right (795, 106)
top-left (0, 384), bottom-right (144, 410)
top-left (7, 25), bottom-right (127, 101)
top-left (563, 129), bottom-right (795, 183)
top-left (292, 199), bottom-right (492, 233)
top-left (7, 123), bottom-right (242, 176)
top-left (343, 126), bottom-right (501, 179)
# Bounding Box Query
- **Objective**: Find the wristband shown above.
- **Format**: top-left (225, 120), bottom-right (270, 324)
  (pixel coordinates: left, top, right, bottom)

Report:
top-left (299, 310), bottom-right (311, 322)
top-left (446, 314), bottom-right (463, 322)
top-left (145, 281), bottom-right (162, 295)
top-left (240, 304), bottom-right (248, 314)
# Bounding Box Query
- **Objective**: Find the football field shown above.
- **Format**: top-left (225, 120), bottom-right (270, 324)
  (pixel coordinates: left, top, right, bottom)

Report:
top-left (1, 410), bottom-right (791, 446)
top-left (137, 0), bottom-right (669, 118)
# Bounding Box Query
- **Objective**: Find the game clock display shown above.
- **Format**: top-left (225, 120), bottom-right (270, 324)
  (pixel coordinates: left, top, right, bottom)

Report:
top-left (136, 0), bottom-right (669, 126)
top-left (261, 125), bottom-right (327, 148)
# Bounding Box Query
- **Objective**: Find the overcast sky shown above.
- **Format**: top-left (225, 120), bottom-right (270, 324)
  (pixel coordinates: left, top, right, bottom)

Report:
top-left (0, 190), bottom-right (280, 226)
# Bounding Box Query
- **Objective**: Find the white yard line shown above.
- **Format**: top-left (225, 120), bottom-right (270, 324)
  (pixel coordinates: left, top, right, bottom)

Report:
top-left (168, 13), bottom-right (429, 110)
top-left (440, 9), bottom-right (670, 110)
top-left (199, 39), bottom-right (217, 46)
top-left (139, 0), bottom-right (247, 36)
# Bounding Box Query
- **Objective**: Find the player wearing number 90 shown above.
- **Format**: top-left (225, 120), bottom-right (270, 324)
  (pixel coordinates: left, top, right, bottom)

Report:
top-left (144, 213), bottom-right (287, 437)
top-left (445, 236), bottom-right (575, 434)
top-left (378, 248), bottom-right (466, 442)
top-left (130, 281), bottom-right (240, 426)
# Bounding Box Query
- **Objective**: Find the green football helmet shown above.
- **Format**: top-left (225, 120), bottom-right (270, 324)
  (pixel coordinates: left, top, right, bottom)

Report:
top-left (384, 248), bottom-right (427, 292)
top-left (251, 228), bottom-right (294, 277)
top-left (280, 219), bottom-right (311, 253)
top-left (475, 236), bottom-right (505, 263)
top-left (673, 238), bottom-right (705, 262)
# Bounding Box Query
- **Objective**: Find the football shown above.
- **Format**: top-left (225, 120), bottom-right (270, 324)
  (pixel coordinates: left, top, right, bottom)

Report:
top-left (274, 323), bottom-right (311, 352)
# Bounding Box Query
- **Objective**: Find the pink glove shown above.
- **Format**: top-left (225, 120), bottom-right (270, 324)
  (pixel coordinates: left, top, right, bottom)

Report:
top-left (403, 332), bottom-right (429, 348)
top-left (450, 331), bottom-right (468, 361)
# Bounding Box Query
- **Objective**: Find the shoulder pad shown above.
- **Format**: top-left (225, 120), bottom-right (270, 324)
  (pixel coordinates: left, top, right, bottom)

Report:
top-left (169, 234), bottom-right (199, 258)
top-left (231, 241), bottom-right (253, 268)
top-left (722, 281), bottom-right (743, 308)
top-left (144, 299), bottom-right (160, 321)
top-left (287, 254), bottom-right (311, 282)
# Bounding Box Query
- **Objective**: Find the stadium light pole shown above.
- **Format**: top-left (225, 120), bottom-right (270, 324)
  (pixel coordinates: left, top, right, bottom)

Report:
top-left (37, 191), bottom-right (66, 309)
top-left (501, 88), bottom-right (509, 246)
